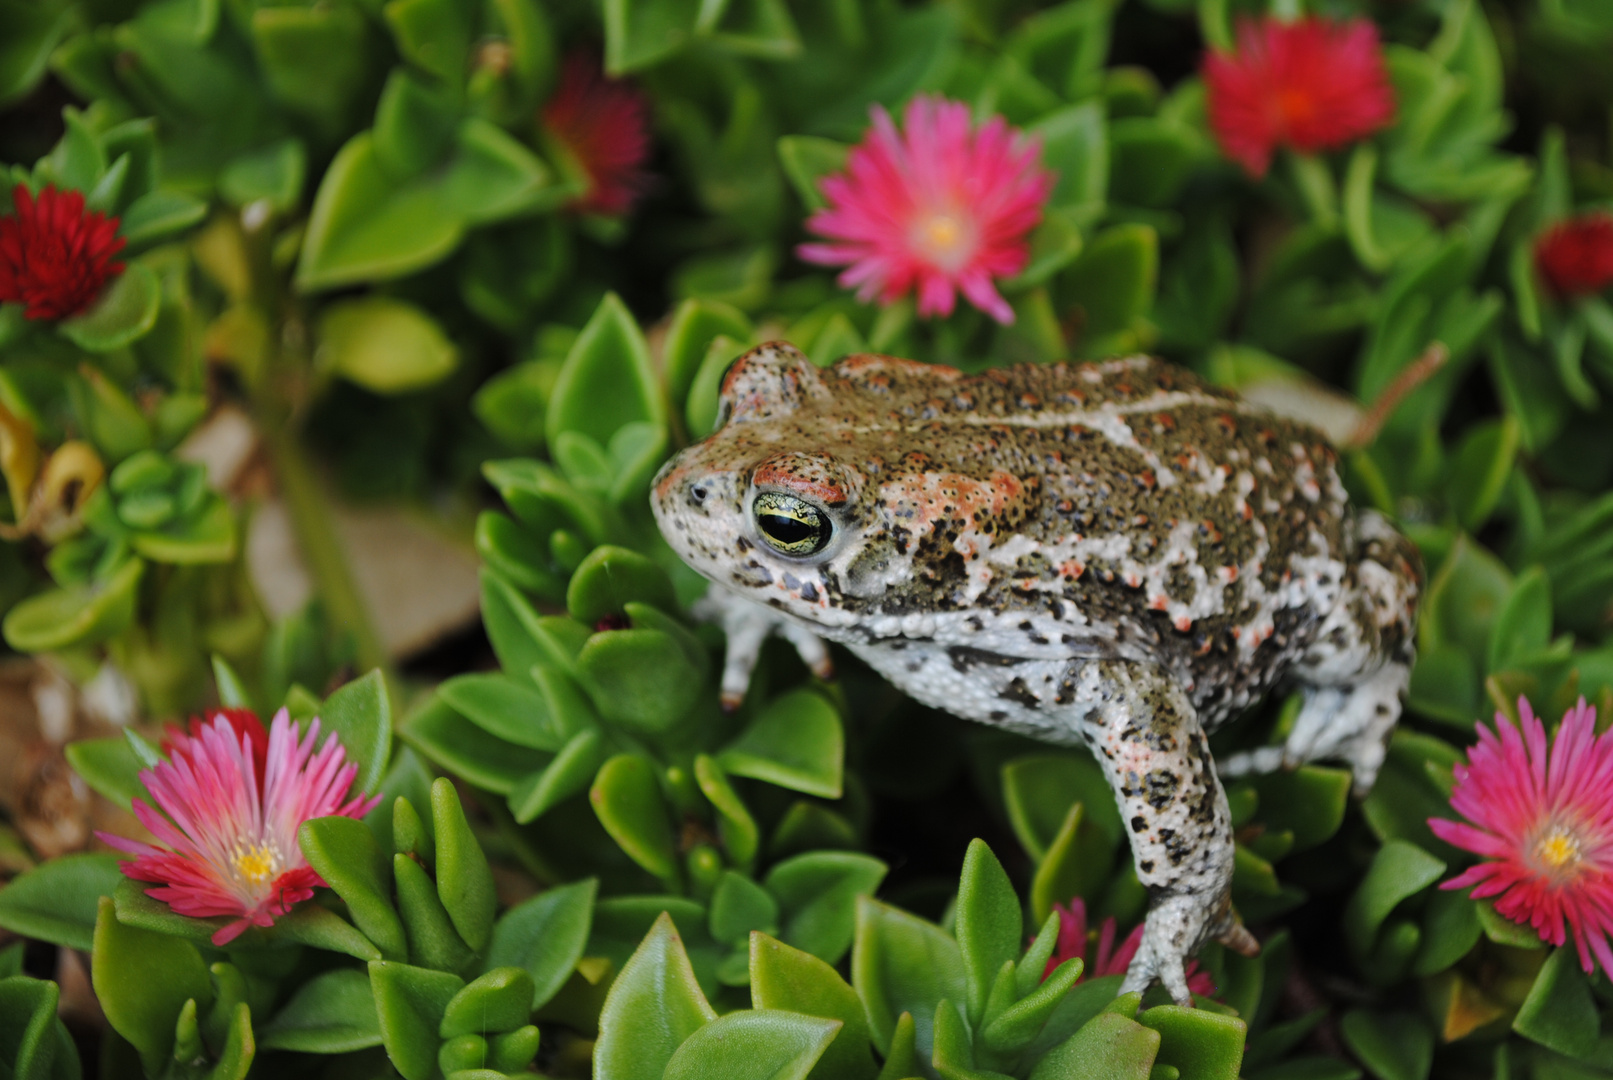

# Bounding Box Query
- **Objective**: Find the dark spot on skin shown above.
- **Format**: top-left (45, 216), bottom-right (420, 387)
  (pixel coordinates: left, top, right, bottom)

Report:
top-left (1000, 678), bottom-right (1040, 708)
top-left (948, 646), bottom-right (1022, 672)
top-left (800, 581), bottom-right (819, 602)
top-left (990, 709), bottom-right (1007, 721)
top-left (1143, 768), bottom-right (1179, 811)
top-left (1131, 815), bottom-right (1147, 833)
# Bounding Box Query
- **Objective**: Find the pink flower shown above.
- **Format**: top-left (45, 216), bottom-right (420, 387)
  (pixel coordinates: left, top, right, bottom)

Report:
top-left (1429, 698), bottom-right (1613, 979)
top-left (1042, 897), bottom-right (1216, 997)
top-left (98, 708), bottom-right (380, 946)
top-left (1203, 17), bottom-right (1396, 178)
top-left (541, 51), bottom-right (652, 216)
top-left (798, 95), bottom-right (1053, 325)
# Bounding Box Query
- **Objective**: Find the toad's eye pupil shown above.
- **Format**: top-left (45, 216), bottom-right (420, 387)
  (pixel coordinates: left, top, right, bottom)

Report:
top-left (753, 492), bottom-right (831, 555)
top-left (759, 514), bottom-right (814, 543)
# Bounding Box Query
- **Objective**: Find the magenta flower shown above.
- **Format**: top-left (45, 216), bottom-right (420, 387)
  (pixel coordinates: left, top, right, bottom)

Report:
top-left (98, 708), bottom-right (380, 946)
top-left (798, 95), bottom-right (1053, 325)
top-left (1042, 897), bottom-right (1216, 996)
top-left (1429, 698), bottom-right (1613, 979)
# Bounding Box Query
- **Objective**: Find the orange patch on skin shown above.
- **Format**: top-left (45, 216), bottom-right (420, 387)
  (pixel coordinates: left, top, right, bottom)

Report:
top-left (1059, 560), bottom-right (1086, 580)
top-left (654, 459), bottom-right (693, 499)
top-left (1218, 565), bottom-right (1239, 584)
top-left (1149, 595), bottom-right (1169, 611)
top-left (753, 459), bottom-right (849, 505)
top-left (882, 469), bottom-right (1025, 535)
top-left (1173, 615), bottom-right (1193, 632)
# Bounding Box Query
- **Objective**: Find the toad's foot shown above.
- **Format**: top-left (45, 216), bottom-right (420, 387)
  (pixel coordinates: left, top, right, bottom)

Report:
top-left (1217, 659), bottom-right (1410, 796)
top-left (1121, 895), bottom-right (1260, 1005)
top-left (690, 583), bottom-right (833, 710)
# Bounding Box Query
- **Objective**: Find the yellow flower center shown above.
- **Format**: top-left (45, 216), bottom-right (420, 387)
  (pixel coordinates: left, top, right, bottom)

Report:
top-left (912, 211), bottom-right (976, 272)
top-left (232, 840), bottom-right (281, 888)
top-left (1532, 822), bottom-right (1584, 881)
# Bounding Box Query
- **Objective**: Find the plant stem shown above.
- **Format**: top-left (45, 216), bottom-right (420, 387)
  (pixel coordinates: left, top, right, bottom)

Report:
top-left (260, 419), bottom-right (391, 679)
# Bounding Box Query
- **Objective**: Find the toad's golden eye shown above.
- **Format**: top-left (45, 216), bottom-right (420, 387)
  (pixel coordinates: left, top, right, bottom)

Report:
top-left (753, 492), bottom-right (831, 556)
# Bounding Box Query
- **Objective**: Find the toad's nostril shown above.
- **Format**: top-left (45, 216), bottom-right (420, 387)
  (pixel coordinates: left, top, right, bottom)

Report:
top-left (690, 484), bottom-right (708, 504)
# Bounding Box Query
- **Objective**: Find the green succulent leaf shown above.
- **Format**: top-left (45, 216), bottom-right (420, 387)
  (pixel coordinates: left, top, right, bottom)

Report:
top-left (955, 839), bottom-right (1023, 1025)
top-left (91, 897), bottom-right (213, 1071)
top-left (590, 753), bottom-right (679, 882)
top-left (546, 292), bottom-right (665, 452)
top-left (594, 911), bottom-right (716, 1080)
top-left (1512, 946), bottom-right (1600, 1059)
top-left (299, 815), bottom-right (408, 961)
top-left (1028, 1011), bottom-right (1159, 1080)
top-left (717, 689), bottom-right (844, 798)
top-left (57, 263), bottom-right (161, 352)
top-left (321, 668), bottom-right (394, 796)
top-left (487, 878), bottom-right (597, 1010)
top-left (766, 851), bottom-right (887, 965)
top-left (369, 960), bottom-right (466, 1080)
top-left (431, 778), bottom-right (498, 953)
top-left (662, 1009), bottom-right (842, 1080)
top-left (260, 968), bottom-right (383, 1053)
top-left (750, 932), bottom-right (879, 1080)
top-left (852, 896), bottom-right (967, 1060)
top-left (0, 853), bottom-right (124, 951)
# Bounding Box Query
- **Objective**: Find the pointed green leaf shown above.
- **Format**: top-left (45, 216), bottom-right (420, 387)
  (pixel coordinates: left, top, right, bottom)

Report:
top-left (260, 968), bottom-right (382, 1053)
top-left (441, 967), bottom-right (535, 1038)
top-left (0, 853), bottom-right (124, 951)
top-left (750, 932), bottom-right (878, 1080)
top-left (590, 753), bottom-right (679, 881)
top-left (1028, 1012), bottom-right (1159, 1080)
top-left (1513, 947), bottom-right (1599, 1059)
top-left (432, 778), bottom-right (497, 953)
top-left (440, 673), bottom-right (565, 751)
top-left (664, 1009), bottom-right (841, 1080)
top-left (717, 689), bottom-right (843, 798)
top-left (369, 960), bottom-right (465, 1080)
top-left (765, 851), bottom-right (887, 965)
top-left (57, 263), bottom-right (160, 352)
top-left (299, 815), bottom-right (407, 961)
top-left (321, 669), bottom-right (393, 796)
top-left (956, 839), bottom-right (1023, 1025)
top-left (486, 878), bottom-right (597, 1010)
top-left (594, 911), bottom-right (716, 1080)
top-left (852, 896), bottom-right (966, 1059)
top-left (91, 897), bottom-right (212, 1068)
top-left (546, 293), bottom-right (664, 451)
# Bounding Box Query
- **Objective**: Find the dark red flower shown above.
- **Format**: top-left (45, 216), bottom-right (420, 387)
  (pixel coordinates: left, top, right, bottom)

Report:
top-left (1042, 898), bottom-right (1216, 998)
top-left (1535, 214), bottom-right (1613, 298)
top-left (541, 52), bottom-right (651, 216)
top-left (0, 184), bottom-right (126, 320)
top-left (1203, 16), bottom-right (1396, 178)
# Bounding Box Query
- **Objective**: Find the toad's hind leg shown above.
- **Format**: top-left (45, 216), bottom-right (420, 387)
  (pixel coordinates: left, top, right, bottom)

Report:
top-left (1065, 660), bottom-right (1258, 1005)
top-left (1219, 511), bottom-right (1421, 796)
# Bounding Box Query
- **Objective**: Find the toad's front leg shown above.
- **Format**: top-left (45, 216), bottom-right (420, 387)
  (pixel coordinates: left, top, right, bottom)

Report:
top-left (691, 583), bottom-right (834, 709)
top-left (1071, 660), bottom-right (1258, 1004)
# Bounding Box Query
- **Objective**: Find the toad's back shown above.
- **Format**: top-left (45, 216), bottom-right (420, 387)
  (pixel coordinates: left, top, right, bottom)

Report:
top-left (725, 353), bottom-right (1365, 722)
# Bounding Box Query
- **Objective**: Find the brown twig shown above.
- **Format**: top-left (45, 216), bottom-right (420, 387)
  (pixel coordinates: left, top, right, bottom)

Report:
top-left (1345, 341), bottom-right (1450, 450)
